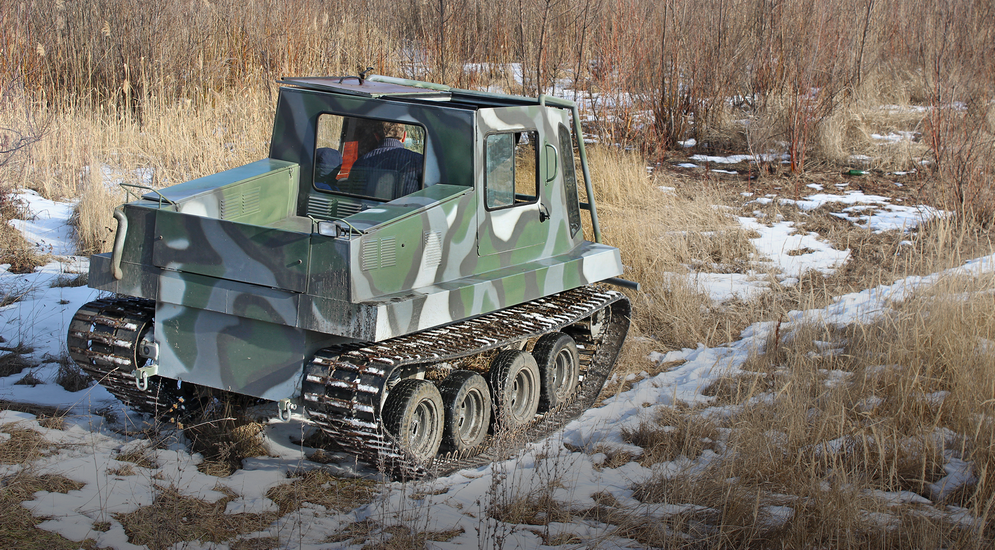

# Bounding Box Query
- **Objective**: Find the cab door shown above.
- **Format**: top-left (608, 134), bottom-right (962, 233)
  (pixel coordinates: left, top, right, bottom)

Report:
top-left (475, 107), bottom-right (548, 257)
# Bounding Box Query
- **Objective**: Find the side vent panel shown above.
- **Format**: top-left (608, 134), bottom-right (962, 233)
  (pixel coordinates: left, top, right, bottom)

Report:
top-left (336, 200), bottom-right (362, 218)
top-left (424, 231), bottom-right (442, 269)
top-left (220, 185), bottom-right (262, 220)
top-left (362, 239), bottom-right (380, 271)
top-left (361, 237), bottom-right (398, 271)
top-left (241, 187), bottom-right (261, 217)
top-left (380, 237), bottom-right (397, 268)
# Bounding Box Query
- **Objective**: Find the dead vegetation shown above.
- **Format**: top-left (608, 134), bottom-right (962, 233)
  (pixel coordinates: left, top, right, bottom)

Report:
top-left (53, 354), bottom-right (93, 392)
top-left (621, 406), bottom-right (720, 467)
top-left (595, 270), bottom-right (995, 548)
top-left (179, 392), bottom-right (270, 476)
top-left (115, 485), bottom-right (279, 550)
top-left (266, 470), bottom-right (377, 514)
top-left (0, 345), bottom-right (35, 378)
top-left (0, 188), bottom-right (47, 274)
top-left (0, 425), bottom-right (58, 465)
top-left (0, 471), bottom-right (99, 550)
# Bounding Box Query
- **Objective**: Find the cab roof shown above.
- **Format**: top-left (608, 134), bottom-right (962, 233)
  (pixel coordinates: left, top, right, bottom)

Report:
top-left (279, 76), bottom-right (451, 100)
top-left (278, 75), bottom-right (578, 110)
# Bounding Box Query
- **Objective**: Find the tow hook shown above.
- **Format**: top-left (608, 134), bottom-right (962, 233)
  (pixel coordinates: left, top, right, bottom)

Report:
top-left (134, 363), bottom-right (159, 391)
top-left (277, 399), bottom-right (297, 422)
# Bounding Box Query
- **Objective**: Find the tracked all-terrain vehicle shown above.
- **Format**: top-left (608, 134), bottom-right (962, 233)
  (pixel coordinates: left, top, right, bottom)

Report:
top-left (68, 74), bottom-right (632, 476)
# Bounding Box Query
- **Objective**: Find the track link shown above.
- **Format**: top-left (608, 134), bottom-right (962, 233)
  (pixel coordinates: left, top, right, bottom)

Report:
top-left (302, 286), bottom-right (631, 478)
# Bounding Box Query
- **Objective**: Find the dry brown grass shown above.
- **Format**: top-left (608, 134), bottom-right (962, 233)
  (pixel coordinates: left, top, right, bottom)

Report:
top-left (0, 426), bottom-right (57, 465)
top-left (363, 525), bottom-right (465, 550)
top-left (186, 419), bottom-right (268, 477)
top-left (588, 147), bottom-right (758, 357)
top-left (266, 470), bottom-right (376, 515)
top-left (0, 188), bottom-right (47, 273)
top-left (621, 406), bottom-right (720, 467)
top-left (177, 391), bottom-right (270, 476)
top-left (116, 443), bottom-right (159, 470)
top-left (0, 471), bottom-right (101, 550)
top-left (2, 89), bottom-right (275, 254)
top-left (1, 279), bottom-right (36, 307)
top-left (319, 518), bottom-right (462, 549)
top-left (0, 2), bottom-right (992, 547)
top-left (0, 348), bottom-right (35, 378)
top-left (489, 489), bottom-right (573, 526)
top-left (53, 355), bottom-right (93, 393)
top-left (115, 485), bottom-right (278, 550)
top-left (612, 268), bottom-right (995, 548)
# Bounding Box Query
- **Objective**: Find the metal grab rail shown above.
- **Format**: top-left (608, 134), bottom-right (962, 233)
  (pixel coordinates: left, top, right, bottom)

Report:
top-left (119, 183), bottom-right (177, 209)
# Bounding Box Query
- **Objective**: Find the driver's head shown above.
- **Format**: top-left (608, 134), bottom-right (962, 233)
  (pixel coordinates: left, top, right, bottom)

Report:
top-left (374, 121), bottom-right (407, 142)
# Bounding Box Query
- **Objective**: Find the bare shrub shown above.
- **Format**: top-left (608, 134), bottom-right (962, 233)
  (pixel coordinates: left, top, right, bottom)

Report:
top-left (914, 1), bottom-right (995, 225)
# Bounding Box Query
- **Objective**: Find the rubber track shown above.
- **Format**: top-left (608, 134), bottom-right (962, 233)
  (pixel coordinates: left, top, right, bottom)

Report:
top-left (67, 297), bottom-right (185, 418)
top-left (66, 288), bottom-right (630, 479)
top-left (301, 286), bottom-right (631, 478)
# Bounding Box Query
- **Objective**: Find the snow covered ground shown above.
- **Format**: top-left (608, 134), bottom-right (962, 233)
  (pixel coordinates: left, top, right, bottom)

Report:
top-left (1, 184), bottom-right (988, 548)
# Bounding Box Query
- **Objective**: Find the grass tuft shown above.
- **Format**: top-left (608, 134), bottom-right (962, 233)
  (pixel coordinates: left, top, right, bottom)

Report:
top-left (0, 351), bottom-right (34, 378)
top-left (0, 427), bottom-right (57, 465)
top-left (621, 406), bottom-right (720, 467)
top-left (49, 273), bottom-right (88, 288)
top-left (180, 392), bottom-right (270, 476)
top-left (115, 485), bottom-right (278, 550)
top-left (14, 371), bottom-right (44, 386)
top-left (0, 471), bottom-right (98, 550)
top-left (266, 470), bottom-right (376, 515)
top-left (54, 355), bottom-right (93, 392)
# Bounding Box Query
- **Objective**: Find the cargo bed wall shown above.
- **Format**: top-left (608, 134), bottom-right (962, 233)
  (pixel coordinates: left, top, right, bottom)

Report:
top-left (153, 211), bottom-right (312, 292)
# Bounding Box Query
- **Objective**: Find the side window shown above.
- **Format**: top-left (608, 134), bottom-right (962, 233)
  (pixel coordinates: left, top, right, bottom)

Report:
top-left (558, 125), bottom-right (582, 237)
top-left (313, 113), bottom-right (426, 201)
top-left (485, 131), bottom-right (538, 210)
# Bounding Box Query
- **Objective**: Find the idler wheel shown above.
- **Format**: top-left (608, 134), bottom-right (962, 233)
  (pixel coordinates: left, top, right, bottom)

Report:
top-left (489, 350), bottom-right (540, 430)
top-left (532, 332), bottom-right (580, 412)
top-left (439, 370), bottom-right (491, 452)
top-left (383, 379), bottom-right (444, 463)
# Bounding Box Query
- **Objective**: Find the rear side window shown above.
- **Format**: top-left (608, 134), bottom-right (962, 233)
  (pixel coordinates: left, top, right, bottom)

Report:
top-left (313, 113), bottom-right (426, 201)
top-left (558, 125), bottom-right (582, 237)
top-left (484, 131), bottom-right (538, 210)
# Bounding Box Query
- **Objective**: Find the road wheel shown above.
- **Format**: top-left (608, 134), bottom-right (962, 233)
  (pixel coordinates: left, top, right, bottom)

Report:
top-left (383, 379), bottom-right (444, 463)
top-left (532, 332), bottom-right (580, 412)
top-left (439, 370), bottom-right (491, 453)
top-left (489, 350), bottom-right (540, 431)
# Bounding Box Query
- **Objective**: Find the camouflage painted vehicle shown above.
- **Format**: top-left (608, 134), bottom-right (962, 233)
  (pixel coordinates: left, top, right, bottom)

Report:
top-left (68, 74), bottom-right (632, 476)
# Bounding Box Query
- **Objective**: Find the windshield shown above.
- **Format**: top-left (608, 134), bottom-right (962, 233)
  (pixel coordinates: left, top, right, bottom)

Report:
top-left (313, 113), bottom-right (426, 201)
